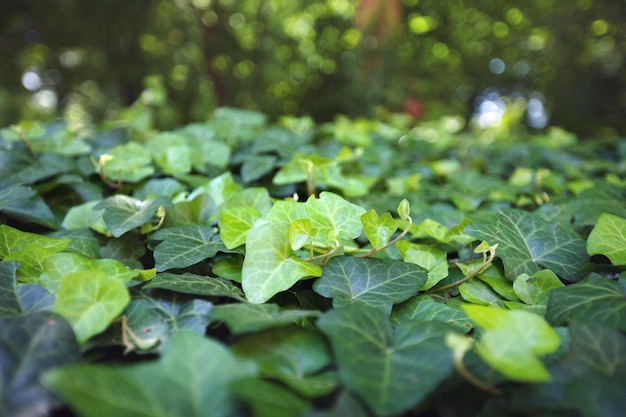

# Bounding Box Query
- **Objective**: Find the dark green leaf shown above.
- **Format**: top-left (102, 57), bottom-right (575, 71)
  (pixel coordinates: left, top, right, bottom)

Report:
top-left (96, 195), bottom-right (171, 238)
top-left (144, 272), bottom-right (245, 301)
top-left (17, 284), bottom-right (55, 313)
top-left (317, 303), bottom-right (457, 417)
top-left (391, 295), bottom-right (472, 331)
top-left (150, 225), bottom-right (224, 272)
top-left (466, 209), bottom-right (587, 281)
top-left (0, 312), bottom-right (82, 417)
top-left (231, 378), bottom-right (311, 417)
top-left (211, 303), bottom-right (320, 335)
top-left (313, 256), bottom-right (427, 314)
top-left (241, 154), bottom-right (277, 183)
top-left (0, 261), bottom-right (22, 317)
top-left (43, 331), bottom-right (257, 417)
top-left (0, 184), bottom-right (36, 208)
top-left (546, 273), bottom-right (626, 331)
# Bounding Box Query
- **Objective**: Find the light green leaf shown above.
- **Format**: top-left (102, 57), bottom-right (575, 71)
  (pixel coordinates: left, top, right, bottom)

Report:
top-left (305, 192), bottom-right (366, 247)
top-left (150, 225), bottom-right (224, 272)
top-left (273, 153), bottom-right (334, 185)
top-left (397, 198), bottom-right (410, 220)
top-left (95, 195), bottom-right (170, 238)
top-left (211, 303), bottom-right (321, 334)
top-left (476, 265), bottom-right (519, 302)
top-left (43, 331), bottom-right (257, 417)
top-left (289, 218), bottom-right (317, 251)
top-left (4, 245), bottom-right (59, 283)
top-left (318, 302), bottom-right (457, 417)
top-left (459, 279), bottom-right (506, 307)
top-left (466, 209), bottom-right (587, 281)
top-left (313, 256), bottom-right (427, 313)
top-left (219, 206), bottom-right (262, 249)
top-left (361, 209), bottom-right (398, 249)
top-left (400, 242), bottom-right (449, 290)
top-left (462, 304), bottom-right (560, 382)
top-left (242, 222), bottom-right (322, 304)
top-left (144, 272), bottom-right (245, 301)
top-left (546, 273), bottom-right (626, 331)
top-left (52, 270), bottom-right (130, 344)
top-left (0, 224), bottom-right (70, 258)
top-left (513, 269), bottom-right (564, 305)
top-left (587, 212), bottom-right (626, 265)
top-left (220, 187), bottom-right (272, 214)
top-left (266, 200), bottom-right (307, 224)
top-left (101, 141), bottom-right (154, 183)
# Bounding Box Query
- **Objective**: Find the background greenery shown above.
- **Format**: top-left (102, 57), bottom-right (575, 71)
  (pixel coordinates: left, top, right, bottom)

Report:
top-left (1, 0), bottom-right (625, 137)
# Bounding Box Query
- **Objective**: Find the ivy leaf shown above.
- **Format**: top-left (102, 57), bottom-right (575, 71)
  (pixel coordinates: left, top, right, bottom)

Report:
top-left (232, 326), bottom-right (337, 398)
top-left (513, 269), bottom-right (564, 306)
top-left (459, 279), bottom-right (506, 307)
top-left (289, 219), bottom-right (317, 251)
top-left (399, 241), bottom-right (449, 290)
top-left (0, 312), bottom-right (82, 417)
top-left (391, 295), bottom-right (472, 332)
top-left (564, 183), bottom-right (626, 226)
top-left (305, 192), bottom-right (367, 247)
top-left (17, 284), bottom-right (55, 313)
top-left (242, 222), bottom-right (322, 304)
top-left (317, 302), bottom-right (457, 417)
top-left (150, 225), bottom-right (224, 272)
top-left (211, 303), bottom-right (321, 335)
top-left (0, 224), bottom-right (70, 258)
top-left (586, 212), bottom-right (626, 265)
top-left (466, 209), bottom-right (587, 281)
top-left (52, 270), bottom-right (130, 344)
top-left (0, 261), bottom-right (22, 317)
top-left (43, 331), bottom-right (257, 417)
top-left (266, 200), bottom-right (307, 224)
top-left (61, 201), bottom-right (109, 236)
top-left (95, 195), bottom-right (170, 238)
top-left (101, 141), bottom-right (154, 183)
top-left (313, 256), bottom-right (427, 314)
top-left (0, 184), bottom-right (36, 208)
top-left (546, 273), bottom-right (626, 332)
top-left (0, 191), bottom-right (59, 229)
top-left (143, 272), bottom-right (245, 301)
top-left (230, 378), bottom-right (311, 417)
top-left (361, 209), bottom-right (398, 249)
top-left (241, 154), bottom-right (277, 183)
top-left (219, 206), bottom-right (263, 249)
top-left (462, 304), bottom-right (561, 382)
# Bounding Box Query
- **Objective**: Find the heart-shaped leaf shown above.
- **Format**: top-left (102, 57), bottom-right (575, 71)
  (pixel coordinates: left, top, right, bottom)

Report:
top-left (305, 192), bottom-right (366, 246)
top-left (313, 256), bottom-right (427, 314)
top-left (586, 212), bottom-right (626, 265)
top-left (219, 206), bottom-right (263, 249)
top-left (361, 209), bottom-right (398, 249)
top-left (317, 302), bottom-right (457, 417)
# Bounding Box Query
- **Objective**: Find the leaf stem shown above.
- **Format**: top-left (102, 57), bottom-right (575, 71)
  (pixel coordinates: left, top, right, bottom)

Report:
top-left (425, 245), bottom-right (497, 294)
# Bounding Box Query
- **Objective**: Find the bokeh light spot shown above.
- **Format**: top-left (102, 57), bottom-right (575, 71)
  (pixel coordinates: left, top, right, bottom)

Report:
top-left (22, 71), bottom-right (42, 91)
top-left (489, 58), bottom-right (505, 75)
top-left (591, 19), bottom-right (608, 36)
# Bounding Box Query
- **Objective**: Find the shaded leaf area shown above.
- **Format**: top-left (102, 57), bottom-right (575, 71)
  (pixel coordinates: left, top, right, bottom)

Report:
top-left (0, 184), bottom-right (58, 229)
top-left (149, 225), bottom-right (225, 271)
top-left (318, 302), bottom-right (458, 417)
top-left (314, 256), bottom-right (427, 314)
top-left (546, 273), bottom-right (626, 332)
top-left (211, 303), bottom-right (321, 335)
top-left (144, 272), bottom-right (245, 301)
top-left (483, 323), bottom-right (626, 417)
top-left (466, 209), bottom-right (587, 281)
top-left (43, 331), bottom-right (257, 417)
top-left (0, 312), bottom-right (82, 417)
top-left (231, 377), bottom-right (311, 417)
top-left (391, 295), bottom-right (472, 332)
top-left (0, 261), bottom-right (21, 317)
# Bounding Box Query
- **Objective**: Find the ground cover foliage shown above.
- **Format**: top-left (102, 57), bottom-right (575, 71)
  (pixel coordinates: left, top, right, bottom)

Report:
top-left (1, 107), bottom-right (625, 417)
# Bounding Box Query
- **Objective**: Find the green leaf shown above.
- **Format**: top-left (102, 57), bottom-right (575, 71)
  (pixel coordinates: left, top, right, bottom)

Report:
top-left (241, 154), bottom-right (277, 183)
top-left (219, 206), bottom-right (262, 249)
top-left (39, 252), bottom-right (138, 294)
top-left (0, 184), bottom-right (36, 208)
top-left (4, 245), bottom-right (59, 283)
top-left (391, 295), bottom-right (472, 331)
top-left (546, 273), bottom-right (626, 331)
top-left (242, 222), bottom-right (322, 304)
top-left (17, 284), bottom-right (55, 313)
top-left (95, 195), bottom-right (170, 238)
top-left (317, 302), bottom-right (457, 417)
top-left (313, 256), bottom-right (427, 314)
top-left (266, 200), bottom-right (307, 224)
top-left (0, 261), bottom-right (22, 317)
top-left (101, 141), bottom-right (154, 183)
top-left (361, 209), bottom-right (398, 249)
top-left (230, 378), bottom-right (311, 417)
top-left (61, 200), bottom-right (109, 235)
top-left (587, 212), bottom-right (626, 265)
top-left (0, 312), bottom-right (82, 417)
top-left (462, 304), bottom-right (561, 382)
top-left (289, 218), bottom-right (317, 251)
top-left (43, 331), bottom-right (257, 417)
top-left (211, 303), bottom-right (320, 335)
top-left (144, 272), bottom-right (245, 301)
top-left (305, 192), bottom-right (367, 246)
top-left (513, 269), bottom-right (564, 305)
top-left (0, 224), bottom-right (70, 258)
top-left (459, 278), bottom-right (506, 307)
top-left (397, 198), bottom-right (410, 220)
top-left (52, 270), bottom-right (131, 344)
top-left (399, 241), bottom-right (449, 290)
top-left (232, 326), bottom-right (337, 398)
top-left (476, 265), bottom-right (519, 302)
top-left (150, 225), bottom-right (224, 272)
top-left (121, 291), bottom-right (212, 352)
top-left (0, 190), bottom-right (59, 229)
top-left (466, 209), bottom-right (587, 281)
top-left (564, 183), bottom-right (626, 226)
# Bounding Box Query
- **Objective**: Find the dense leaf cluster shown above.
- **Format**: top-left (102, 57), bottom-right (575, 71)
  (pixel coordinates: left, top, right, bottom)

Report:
top-left (1, 108), bottom-right (625, 417)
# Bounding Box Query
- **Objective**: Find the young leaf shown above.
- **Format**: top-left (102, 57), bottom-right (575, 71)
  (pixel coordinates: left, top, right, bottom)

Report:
top-left (513, 269), bottom-right (564, 305)
top-left (317, 302), bottom-right (457, 417)
top-left (0, 312), bottom-right (82, 417)
top-left (52, 270), bottom-right (130, 344)
top-left (586, 212), bottom-right (626, 265)
top-left (361, 209), bottom-right (398, 249)
top-left (43, 331), bottom-right (257, 417)
top-left (313, 256), bottom-right (427, 314)
top-left (289, 218), bottom-right (317, 251)
top-left (546, 273), bottom-right (626, 332)
top-left (219, 206), bottom-right (263, 249)
top-left (305, 192), bottom-right (367, 247)
top-left (100, 141), bottom-right (154, 183)
top-left (466, 209), bottom-right (587, 281)
top-left (242, 222), bottom-right (322, 304)
top-left (400, 242), bottom-right (449, 290)
top-left (462, 304), bottom-right (561, 382)
top-left (397, 198), bottom-right (410, 220)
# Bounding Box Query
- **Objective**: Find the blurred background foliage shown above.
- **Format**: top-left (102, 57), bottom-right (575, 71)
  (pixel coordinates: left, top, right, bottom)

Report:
top-left (1, 0), bottom-right (625, 137)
